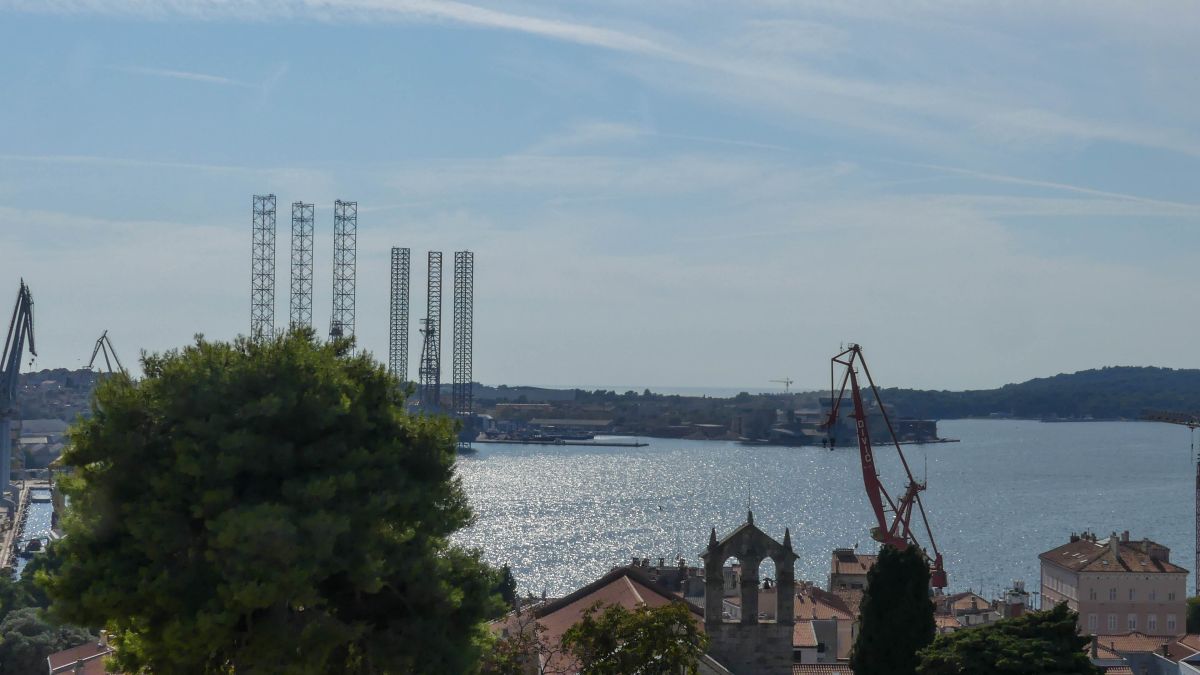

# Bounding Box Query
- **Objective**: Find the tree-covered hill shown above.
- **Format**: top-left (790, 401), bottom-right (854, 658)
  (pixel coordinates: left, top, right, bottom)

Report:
top-left (880, 366), bottom-right (1200, 420)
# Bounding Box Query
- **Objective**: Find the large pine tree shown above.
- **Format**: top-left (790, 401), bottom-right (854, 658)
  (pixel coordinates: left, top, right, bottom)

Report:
top-left (45, 330), bottom-right (502, 674)
top-left (917, 603), bottom-right (1100, 675)
top-left (850, 544), bottom-right (937, 675)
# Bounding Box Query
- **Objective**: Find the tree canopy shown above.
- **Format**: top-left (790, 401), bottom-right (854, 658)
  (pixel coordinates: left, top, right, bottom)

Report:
top-left (0, 606), bottom-right (93, 675)
top-left (45, 330), bottom-right (502, 673)
top-left (916, 603), bottom-right (1101, 675)
top-left (0, 547), bottom-right (93, 675)
top-left (850, 545), bottom-right (936, 675)
top-left (561, 602), bottom-right (709, 675)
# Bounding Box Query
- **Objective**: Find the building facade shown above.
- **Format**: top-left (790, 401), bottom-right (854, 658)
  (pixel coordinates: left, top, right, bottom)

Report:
top-left (1040, 531), bottom-right (1187, 637)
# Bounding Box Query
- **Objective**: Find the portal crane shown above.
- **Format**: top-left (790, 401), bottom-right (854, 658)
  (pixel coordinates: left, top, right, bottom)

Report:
top-left (86, 330), bottom-right (126, 376)
top-left (1, 281), bottom-right (35, 510)
top-left (822, 344), bottom-right (948, 589)
top-left (1140, 409), bottom-right (1200, 594)
top-left (770, 377), bottom-right (794, 393)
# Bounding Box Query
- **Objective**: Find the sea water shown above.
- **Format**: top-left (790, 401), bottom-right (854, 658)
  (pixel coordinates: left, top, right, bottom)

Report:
top-left (455, 420), bottom-right (1197, 601)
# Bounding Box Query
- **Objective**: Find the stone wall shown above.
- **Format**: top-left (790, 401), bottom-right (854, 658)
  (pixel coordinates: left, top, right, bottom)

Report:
top-left (707, 621), bottom-right (794, 675)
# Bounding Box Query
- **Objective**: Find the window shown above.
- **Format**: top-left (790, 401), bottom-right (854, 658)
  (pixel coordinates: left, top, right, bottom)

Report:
top-left (1088, 614), bottom-right (1098, 632)
top-left (1168, 614), bottom-right (1177, 631)
top-left (1109, 588), bottom-right (1117, 601)
top-left (1169, 592), bottom-right (1177, 601)
top-left (1090, 588), bottom-right (1097, 600)
top-left (1150, 590), bottom-right (1157, 601)
top-left (1148, 614), bottom-right (1157, 632)
top-left (1108, 614), bottom-right (1118, 631)
top-left (1129, 588), bottom-right (1135, 601)
top-left (1128, 614), bottom-right (1137, 630)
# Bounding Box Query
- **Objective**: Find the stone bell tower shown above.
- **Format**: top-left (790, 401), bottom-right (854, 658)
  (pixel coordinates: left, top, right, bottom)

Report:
top-left (700, 511), bottom-right (797, 675)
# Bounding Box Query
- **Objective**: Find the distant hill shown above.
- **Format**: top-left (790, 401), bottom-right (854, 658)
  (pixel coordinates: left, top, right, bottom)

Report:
top-left (880, 366), bottom-right (1200, 420)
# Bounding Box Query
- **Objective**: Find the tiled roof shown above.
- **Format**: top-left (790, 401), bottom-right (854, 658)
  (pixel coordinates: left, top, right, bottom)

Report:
top-left (831, 550), bottom-right (876, 575)
top-left (793, 620), bottom-right (819, 648)
top-left (1039, 537), bottom-right (1188, 574)
top-left (1101, 667), bottom-right (1133, 675)
top-left (1095, 631), bottom-right (1167, 653)
top-left (796, 585), bottom-right (854, 621)
top-left (792, 665), bottom-right (852, 674)
top-left (46, 641), bottom-right (115, 675)
top-left (936, 614), bottom-right (961, 631)
top-left (489, 566), bottom-right (703, 673)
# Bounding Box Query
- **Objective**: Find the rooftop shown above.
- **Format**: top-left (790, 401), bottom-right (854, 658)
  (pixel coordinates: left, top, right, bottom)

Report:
top-left (1040, 532), bottom-right (1187, 574)
top-left (47, 640), bottom-right (116, 675)
top-left (831, 548), bottom-right (877, 576)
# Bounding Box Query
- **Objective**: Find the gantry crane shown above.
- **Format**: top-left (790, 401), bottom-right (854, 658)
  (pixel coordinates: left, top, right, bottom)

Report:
top-left (770, 377), bottom-right (794, 393)
top-left (1, 281), bottom-right (35, 510)
top-left (1141, 409), bottom-right (1200, 594)
top-left (86, 330), bottom-right (126, 376)
top-left (822, 344), bottom-right (948, 588)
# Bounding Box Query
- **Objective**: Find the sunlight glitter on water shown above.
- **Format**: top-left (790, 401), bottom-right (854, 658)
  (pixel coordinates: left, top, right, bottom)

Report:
top-left (455, 421), bottom-right (1197, 599)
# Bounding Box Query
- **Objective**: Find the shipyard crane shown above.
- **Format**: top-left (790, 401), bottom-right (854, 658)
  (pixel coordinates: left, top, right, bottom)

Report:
top-left (770, 377), bottom-right (794, 393)
top-left (0, 281), bottom-right (35, 510)
top-left (86, 330), bottom-right (126, 376)
top-left (822, 344), bottom-right (949, 589)
top-left (1140, 409), bottom-right (1200, 594)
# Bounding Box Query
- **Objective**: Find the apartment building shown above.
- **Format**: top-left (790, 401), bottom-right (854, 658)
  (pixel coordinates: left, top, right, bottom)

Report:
top-left (1040, 530), bottom-right (1187, 637)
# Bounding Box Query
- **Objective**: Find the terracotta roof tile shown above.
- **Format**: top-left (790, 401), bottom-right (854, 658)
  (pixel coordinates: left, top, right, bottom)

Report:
top-left (46, 641), bottom-right (116, 674)
top-left (1095, 631), bottom-right (1170, 654)
top-left (792, 665), bottom-right (853, 674)
top-left (1039, 537), bottom-right (1188, 574)
top-left (831, 550), bottom-right (877, 575)
top-left (832, 588), bottom-right (865, 617)
top-left (793, 620), bottom-right (819, 648)
top-left (796, 586), bottom-right (854, 621)
top-left (488, 566), bottom-right (703, 674)
top-left (1101, 667), bottom-right (1134, 675)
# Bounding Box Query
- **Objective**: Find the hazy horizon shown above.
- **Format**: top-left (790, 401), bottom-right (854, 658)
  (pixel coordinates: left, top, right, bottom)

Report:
top-left (3, 2), bottom-right (1199, 389)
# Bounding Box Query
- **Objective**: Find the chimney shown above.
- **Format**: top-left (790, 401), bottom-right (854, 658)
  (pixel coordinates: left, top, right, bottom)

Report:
top-left (1070, 532), bottom-right (1080, 543)
top-left (1110, 534), bottom-right (1120, 559)
top-left (659, 557), bottom-right (665, 568)
top-left (1122, 530), bottom-right (1130, 542)
top-left (632, 556), bottom-right (639, 567)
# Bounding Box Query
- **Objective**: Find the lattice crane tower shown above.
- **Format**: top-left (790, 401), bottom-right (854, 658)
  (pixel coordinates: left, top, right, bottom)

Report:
top-left (389, 247), bottom-right (411, 382)
top-left (250, 194), bottom-right (277, 339)
top-left (452, 251), bottom-right (474, 422)
top-left (329, 200), bottom-right (357, 339)
top-left (289, 201), bottom-right (314, 330)
top-left (418, 252), bottom-right (443, 409)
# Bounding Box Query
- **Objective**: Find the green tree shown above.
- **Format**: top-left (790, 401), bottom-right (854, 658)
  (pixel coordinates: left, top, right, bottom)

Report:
top-left (850, 545), bottom-right (936, 675)
top-left (561, 601), bottom-right (708, 675)
top-left (916, 603), bottom-right (1101, 675)
top-left (0, 607), bottom-right (92, 675)
top-left (494, 565), bottom-right (519, 614)
top-left (45, 331), bottom-right (501, 674)
top-left (1188, 596), bottom-right (1200, 633)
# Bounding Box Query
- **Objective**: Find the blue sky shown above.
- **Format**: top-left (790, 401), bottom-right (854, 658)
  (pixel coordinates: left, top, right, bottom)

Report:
top-left (2, 1), bottom-right (1199, 390)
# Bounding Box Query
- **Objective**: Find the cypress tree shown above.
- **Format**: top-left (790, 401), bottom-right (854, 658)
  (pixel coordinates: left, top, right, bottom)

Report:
top-left (850, 544), bottom-right (936, 675)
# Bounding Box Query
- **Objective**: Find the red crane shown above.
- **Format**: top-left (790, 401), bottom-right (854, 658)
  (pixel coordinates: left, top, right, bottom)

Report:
top-left (822, 344), bottom-right (949, 589)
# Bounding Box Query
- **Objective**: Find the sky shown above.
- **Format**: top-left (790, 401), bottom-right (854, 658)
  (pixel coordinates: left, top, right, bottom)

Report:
top-left (2, 1), bottom-right (1199, 391)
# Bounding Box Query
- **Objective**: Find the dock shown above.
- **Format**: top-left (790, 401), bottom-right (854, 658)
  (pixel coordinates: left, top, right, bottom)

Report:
top-left (0, 484), bottom-right (30, 571)
top-left (475, 438), bottom-right (649, 448)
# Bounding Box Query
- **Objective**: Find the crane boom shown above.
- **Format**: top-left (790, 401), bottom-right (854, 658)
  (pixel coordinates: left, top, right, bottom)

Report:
top-left (1, 281), bottom-right (35, 507)
top-left (87, 330), bottom-right (126, 375)
top-left (823, 344), bottom-right (948, 588)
